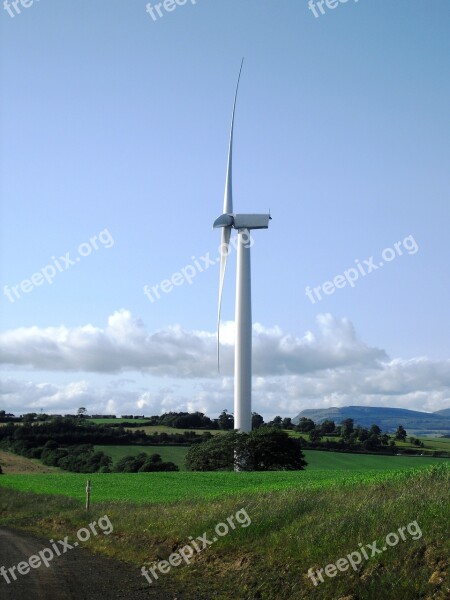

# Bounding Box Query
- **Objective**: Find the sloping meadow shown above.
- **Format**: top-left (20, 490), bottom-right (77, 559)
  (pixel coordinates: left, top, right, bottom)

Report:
top-left (0, 464), bottom-right (449, 599)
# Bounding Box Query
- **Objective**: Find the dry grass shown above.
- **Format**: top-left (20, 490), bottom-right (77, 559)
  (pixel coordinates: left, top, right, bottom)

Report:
top-left (0, 450), bottom-right (60, 474)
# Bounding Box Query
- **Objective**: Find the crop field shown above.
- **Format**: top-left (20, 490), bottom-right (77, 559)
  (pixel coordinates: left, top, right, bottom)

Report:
top-left (88, 418), bottom-right (150, 425)
top-left (396, 436), bottom-right (450, 452)
top-left (94, 444), bottom-right (189, 469)
top-left (1, 452), bottom-right (449, 504)
top-left (94, 444), bottom-right (450, 473)
top-left (1, 464), bottom-right (448, 600)
top-left (302, 450), bottom-right (449, 469)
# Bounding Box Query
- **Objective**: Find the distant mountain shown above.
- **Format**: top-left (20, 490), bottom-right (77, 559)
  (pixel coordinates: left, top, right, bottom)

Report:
top-left (434, 408), bottom-right (450, 417)
top-left (292, 406), bottom-right (450, 435)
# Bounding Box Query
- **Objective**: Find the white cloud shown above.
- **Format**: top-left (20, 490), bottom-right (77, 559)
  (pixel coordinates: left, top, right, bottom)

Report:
top-left (0, 309), bottom-right (386, 376)
top-left (0, 378), bottom-right (185, 416)
top-left (1, 310), bottom-right (449, 416)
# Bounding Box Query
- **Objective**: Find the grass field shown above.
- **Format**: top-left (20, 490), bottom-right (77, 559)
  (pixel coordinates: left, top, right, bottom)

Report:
top-left (0, 450), bottom-right (60, 474)
top-left (88, 418), bottom-right (150, 424)
top-left (396, 436), bottom-right (450, 452)
top-left (89, 419), bottom-right (221, 435)
top-left (94, 444), bottom-right (450, 473)
top-left (1, 452), bottom-right (449, 504)
top-left (0, 464), bottom-right (448, 599)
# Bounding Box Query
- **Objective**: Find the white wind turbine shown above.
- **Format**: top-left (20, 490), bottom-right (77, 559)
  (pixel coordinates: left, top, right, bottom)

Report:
top-left (213, 59), bottom-right (271, 434)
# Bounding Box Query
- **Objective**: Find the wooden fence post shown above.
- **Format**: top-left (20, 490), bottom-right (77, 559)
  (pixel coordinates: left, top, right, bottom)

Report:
top-left (86, 479), bottom-right (91, 511)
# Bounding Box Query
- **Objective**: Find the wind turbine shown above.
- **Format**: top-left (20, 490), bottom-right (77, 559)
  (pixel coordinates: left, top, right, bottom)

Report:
top-left (213, 59), bottom-right (271, 434)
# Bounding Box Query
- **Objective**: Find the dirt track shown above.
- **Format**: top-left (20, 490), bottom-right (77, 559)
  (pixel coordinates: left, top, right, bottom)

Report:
top-left (0, 527), bottom-right (175, 600)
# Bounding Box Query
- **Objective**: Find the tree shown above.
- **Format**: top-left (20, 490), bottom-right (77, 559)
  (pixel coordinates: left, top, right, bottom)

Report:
top-left (269, 416), bottom-right (283, 428)
top-left (186, 432), bottom-right (237, 471)
top-left (239, 428), bottom-right (307, 471)
top-left (319, 420), bottom-right (336, 435)
top-left (115, 452), bottom-right (178, 472)
top-left (218, 410), bottom-right (234, 430)
top-left (363, 434), bottom-right (381, 451)
top-left (356, 426), bottom-right (369, 442)
top-left (341, 418), bottom-right (354, 439)
top-left (252, 413), bottom-right (264, 430)
top-left (309, 429), bottom-right (322, 442)
top-left (369, 424), bottom-right (381, 436)
top-left (77, 407), bottom-right (87, 418)
top-left (296, 418), bottom-right (315, 433)
top-left (186, 429), bottom-right (307, 471)
top-left (395, 425), bottom-right (407, 442)
top-left (22, 413), bottom-right (37, 424)
top-left (281, 417), bottom-right (293, 430)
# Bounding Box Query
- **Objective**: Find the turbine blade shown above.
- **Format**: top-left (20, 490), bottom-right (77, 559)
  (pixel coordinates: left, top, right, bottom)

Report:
top-left (216, 59), bottom-right (244, 372)
top-left (223, 57), bottom-right (244, 216)
top-left (217, 226), bottom-right (231, 371)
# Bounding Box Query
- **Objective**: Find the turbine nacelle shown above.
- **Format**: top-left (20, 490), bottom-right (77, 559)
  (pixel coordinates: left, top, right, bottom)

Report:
top-left (213, 213), bottom-right (271, 230)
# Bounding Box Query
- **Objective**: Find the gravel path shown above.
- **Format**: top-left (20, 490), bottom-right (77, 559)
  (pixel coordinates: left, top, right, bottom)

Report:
top-left (0, 527), bottom-right (176, 600)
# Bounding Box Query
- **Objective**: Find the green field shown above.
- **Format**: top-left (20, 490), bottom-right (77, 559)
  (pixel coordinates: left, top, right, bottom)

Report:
top-left (1, 451), bottom-right (449, 504)
top-left (88, 418), bottom-right (150, 424)
top-left (90, 419), bottom-right (221, 435)
top-left (395, 435), bottom-right (450, 452)
top-left (1, 464), bottom-right (448, 599)
top-left (94, 444), bottom-right (450, 473)
top-left (302, 450), bottom-right (449, 469)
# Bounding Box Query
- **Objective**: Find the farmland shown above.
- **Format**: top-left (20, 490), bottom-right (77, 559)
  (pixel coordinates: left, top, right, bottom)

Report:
top-left (94, 443), bottom-right (450, 473)
top-left (0, 463), bottom-right (448, 599)
top-left (1, 453), bottom-right (449, 504)
top-left (1, 422), bottom-right (449, 598)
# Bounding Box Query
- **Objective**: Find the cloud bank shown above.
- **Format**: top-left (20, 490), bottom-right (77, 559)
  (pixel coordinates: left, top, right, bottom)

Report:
top-left (1, 310), bottom-right (449, 416)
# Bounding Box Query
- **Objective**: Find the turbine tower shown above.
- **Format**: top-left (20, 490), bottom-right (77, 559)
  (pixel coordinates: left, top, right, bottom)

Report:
top-left (213, 59), bottom-right (271, 434)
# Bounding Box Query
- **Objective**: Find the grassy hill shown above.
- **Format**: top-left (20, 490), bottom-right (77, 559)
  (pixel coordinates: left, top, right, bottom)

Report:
top-left (293, 405), bottom-right (450, 435)
top-left (0, 464), bottom-right (448, 599)
top-left (434, 408), bottom-right (450, 417)
top-left (93, 443), bottom-right (450, 473)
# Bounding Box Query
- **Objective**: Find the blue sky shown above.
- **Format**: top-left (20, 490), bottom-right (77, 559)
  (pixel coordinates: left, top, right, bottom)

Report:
top-left (1, 0), bottom-right (449, 419)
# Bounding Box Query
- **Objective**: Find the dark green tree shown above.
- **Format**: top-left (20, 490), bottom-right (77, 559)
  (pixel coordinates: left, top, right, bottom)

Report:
top-left (186, 429), bottom-right (307, 472)
top-left (252, 413), bottom-right (264, 430)
top-left (218, 410), bottom-right (234, 430)
top-left (395, 425), bottom-right (407, 441)
top-left (341, 418), bottom-right (354, 439)
top-left (319, 420), bottom-right (336, 435)
top-left (296, 418), bottom-right (315, 432)
top-left (369, 424), bottom-right (382, 436)
top-left (281, 417), bottom-right (293, 430)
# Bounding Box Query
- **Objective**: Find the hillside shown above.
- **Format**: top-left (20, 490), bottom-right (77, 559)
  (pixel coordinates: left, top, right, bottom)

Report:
top-left (0, 450), bottom-right (60, 474)
top-left (292, 406), bottom-right (450, 435)
top-left (1, 464), bottom-right (448, 599)
top-left (434, 408), bottom-right (450, 417)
